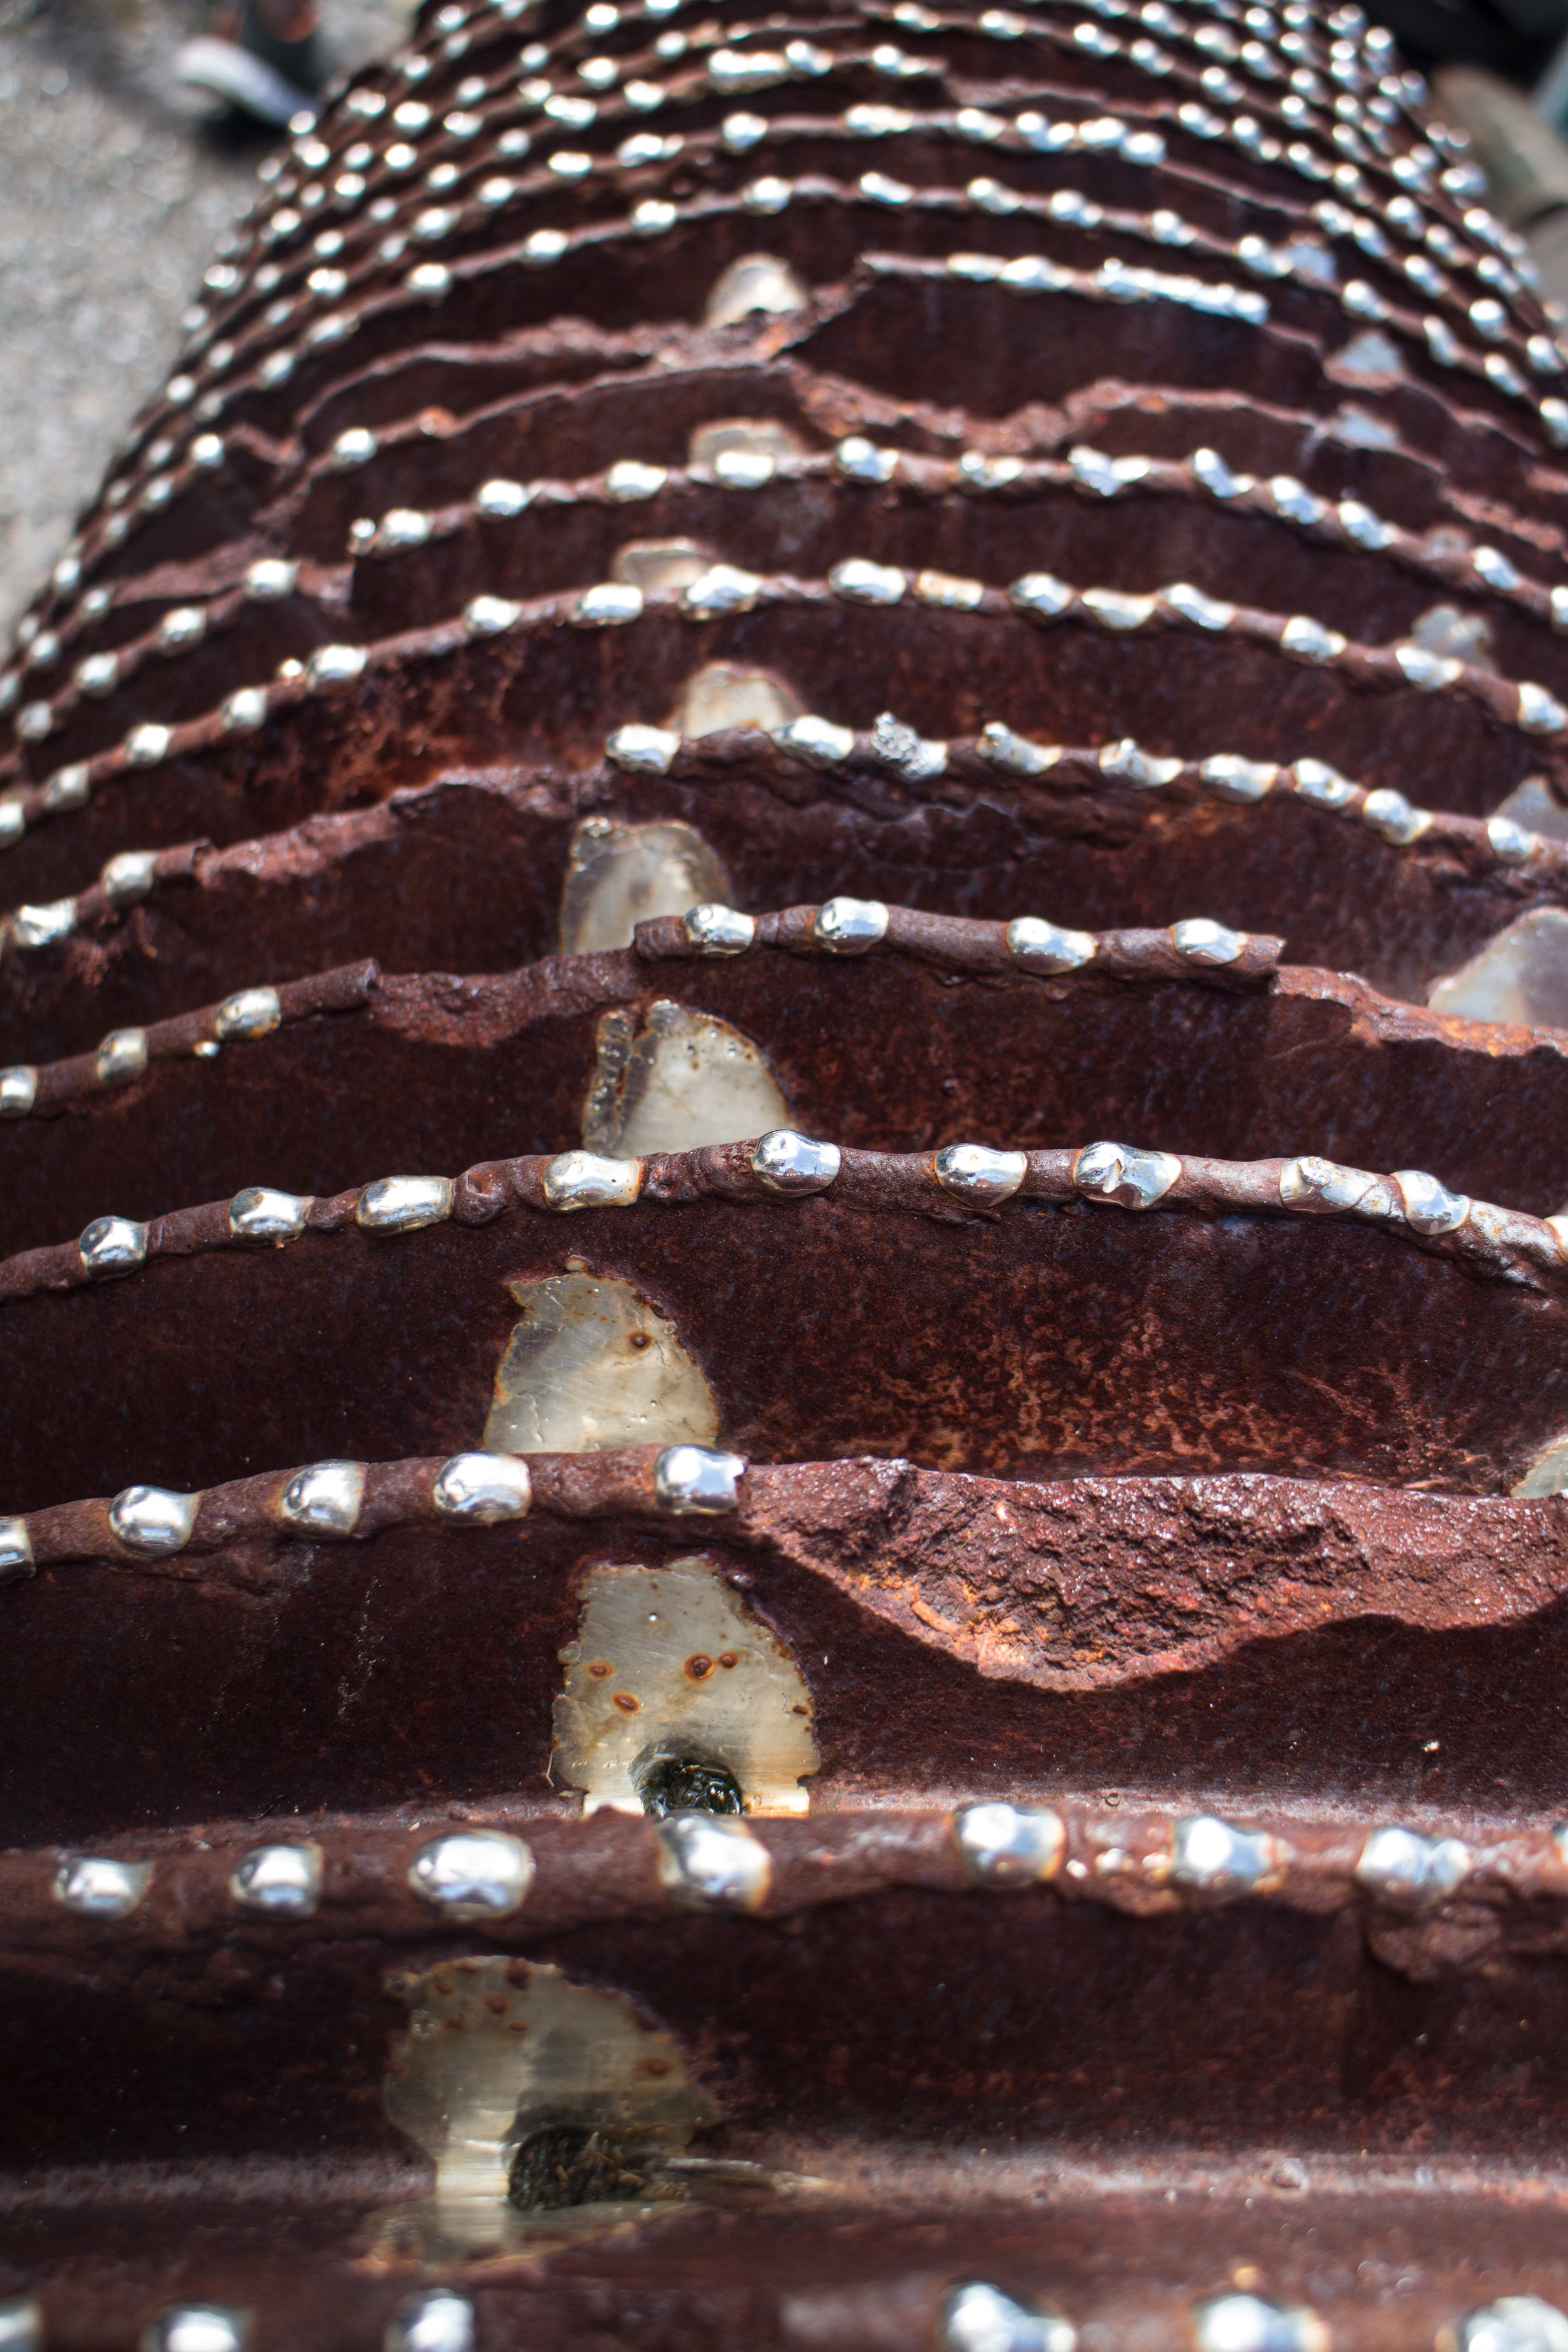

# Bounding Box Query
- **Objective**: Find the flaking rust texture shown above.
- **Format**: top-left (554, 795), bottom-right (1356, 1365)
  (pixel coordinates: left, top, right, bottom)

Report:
top-left (11, 0), bottom-right (1568, 2341)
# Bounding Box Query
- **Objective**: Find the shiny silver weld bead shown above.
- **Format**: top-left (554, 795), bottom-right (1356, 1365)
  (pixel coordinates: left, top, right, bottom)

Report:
top-left (78, 1215), bottom-right (149, 1279)
top-left (751, 1128), bottom-right (841, 1194)
top-left (1453, 2299), bottom-right (1568, 2352)
top-left (1279, 1154), bottom-right (1380, 1214)
top-left (386, 2290), bottom-right (477, 2352)
top-left (683, 903), bottom-right (756, 955)
top-left (0, 1518), bottom-right (34, 1586)
top-left (829, 557), bottom-right (906, 605)
top-left (654, 1443), bottom-right (746, 1515)
top-left (55, 1855), bottom-right (152, 1919)
top-left (1201, 754), bottom-right (1278, 802)
top-left (813, 895), bottom-right (888, 954)
top-left (1170, 917), bottom-right (1248, 965)
top-left (140, 2307), bottom-right (250, 2352)
top-left (230, 1842), bottom-right (322, 1915)
top-left (228, 1186), bottom-right (312, 1242)
top-left (657, 1814), bottom-right (771, 1910)
top-left (943, 2282), bottom-right (1076, 2352)
top-left (0, 2296), bottom-right (42, 2352)
top-left (245, 557), bottom-right (299, 600)
top-left (276, 1461), bottom-right (366, 1539)
top-left (1194, 2294), bottom-right (1327, 2352)
top-left (306, 644), bottom-right (367, 693)
top-left (95, 1026), bottom-right (149, 1087)
top-left (771, 714), bottom-right (854, 768)
top-left (432, 1452), bottom-right (532, 1523)
top-left (954, 1803), bottom-right (1066, 1886)
top-left (0, 1066), bottom-right (37, 1118)
top-left (1487, 813), bottom-right (1535, 864)
top-left (1355, 1825), bottom-right (1471, 1905)
top-left (214, 985), bottom-right (282, 1041)
top-left (1362, 786), bottom-right (1431, 845)
top-left (1291, 757), bottom-right (1357, 809)
top-left (356, 1175), bottom-right (454, 1232)
top-left (935, 1145), bottom-right (1027, 1207)
top-left (102, 850), bottom-right (159, 907)
top-left (1072, 1140), bottom-right (1181, 1209)
top-left (541, 1149), bottom-right (642, 1210)
top-left (1169, 1814), bottom-right (1280, 1896)
top-left (109, 1485), bottom-right (199, 1557)
top-left (607, 722), bottom-right (679, 773)
top-left (1394, 1168), bottom-right (1470, 1234)
top-left (1007, 917), bottom-right (1096, 974)
top-left (408, 1830), bottom-right (534, 1920)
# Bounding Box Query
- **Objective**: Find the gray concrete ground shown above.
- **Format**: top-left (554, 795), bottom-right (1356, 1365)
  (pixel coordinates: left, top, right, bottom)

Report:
top-left (0, 0), bottom-right (406, 635)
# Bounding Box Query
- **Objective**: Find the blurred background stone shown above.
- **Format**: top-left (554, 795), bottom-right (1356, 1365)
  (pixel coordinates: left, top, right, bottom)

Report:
top-left (0, 0), bottom-right (404, 634)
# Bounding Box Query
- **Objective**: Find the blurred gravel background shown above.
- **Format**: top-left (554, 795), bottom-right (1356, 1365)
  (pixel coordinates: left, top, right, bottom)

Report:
top-left (0, 0), bottom-right (405, 634)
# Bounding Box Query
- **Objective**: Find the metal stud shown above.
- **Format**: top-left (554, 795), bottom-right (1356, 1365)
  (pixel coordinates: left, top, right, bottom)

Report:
top-left (0, 2296), bottom-right (41, 2352)
top-left (573, 582), bottom-right (644, 627)
top-left (1280, 615), bottom-right (1347, 662)
top-left (222, 687), bottom-right (268, 733)
top-left (771, 714), bottom-right (854, 767)
top-left (408, 1830), bottom-right (534, 1919)
top-left (837, 435), bottom-right (899, 482)
top-left (1162, 581), bottom-right (1236, 630)
top-left (1007, 917), bottom-right (1095, 973)
top-left (683, 904), bottom-right (755, 954)
top-left (1486, 814), bottom-right (1535, 864)
top-left (1083, 587), bottom-right (1157, 630)
top-left (474, 477), bottom-right (531, 518)
top-left (1193, 2294), bottom-right (1327, 2352)
top-left (1169, 1814), bottom-right (1281, 1895)
top-left (124, 723), bottom-right (172, 767)
top-left (953, 1803), bottom-right (1066, 1885)
top-left (607, 723), bottom-right (679, 773)
top-left (0, 1519), bottom-right (34, 1586)
top-left (386, 2290), bottom-right (477, 2352)
top-left (1519, 682), bottom-right (1568, 735)
top-left (141, 2311), bottom-right (250, 2352)
top-left (1072, 1140), bottom-right (1180, 1209)
top-left (680, 564), bottom-right (761, 617)
top-left (979, 723), bottom-right (1058, 776)
top-left (13, 899), bottom-right (77, 951)
top-left (431, 1453), bottom-right (533, 1522)
top-left (230, 1843), bottom-right (322, 1915)
top-left (355, 1175), bottom-right (454, 1232)
top-left (95, 1027), bottom-right (149, 1087)
top-left (1200, 754), bottom-right (1277, 802)
top-left (306, 644), bottom-right (366, 692)
top-left (1099, 740), bottom-right (1184, 788)
top-left (935, 1145), bottom-right (1027, 1206)
top-left (656, 1813), bottom-right (771, 1909)
top-left (228, 1187), bottom-right (312, 1242)
top-left (605, 459), bottom-right (667, 501)
top-left (78, 1215), bottom-right (148, 1278)
top-left (943, 2282), bottom-right (1076, 2352)
top-left (1291, 758), bottom-right (1357, 808)
top-left (1355, 1824), bottom-right (1471, 1904)
top-left (812, 896), bottom-right (887, 953)
top-left (1170, 917), bottom-right (1247, 964)
top-left (276, 1461), bottom-right (366, 1539)
top-left (56, 1855), bottom-right (152, 1919)
top-left (463, 595), bottom-right (521, 637)
top-left (751, 1129), bottom-right (841, 1194)
top-left (245, 558), bottom-right (299, 600)
top-left (1453, 2299), bottom-right (1568, 2352)
top-left (1279, 1154), bottom-right (1380, 1213)
top-left (871, 711), bottom-right (947, 777)
top-left (829, 557), bottom-right (906, 605)
top-left (102, 850), bottom-right (159, 906)
top-left (1393, 1168), bottom-right (1470, 1234)
top-left (214, 986), bottom-right (282, 1041)
top-left (109, 1486), bottom-right (199, 1557)
top-left (654, 1443), bottom-right (746, 1515)
top-left (0, 1067), bottom-right (37, 1118)
top-left (541, 1150), bottom-right (642, 1210)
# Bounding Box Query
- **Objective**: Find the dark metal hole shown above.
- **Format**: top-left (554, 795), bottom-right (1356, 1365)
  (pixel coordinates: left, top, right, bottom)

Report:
top-left (637, 1754), bottom-right (744, 1817)
top-left (506, 2125), bottom-right (649, 2212)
